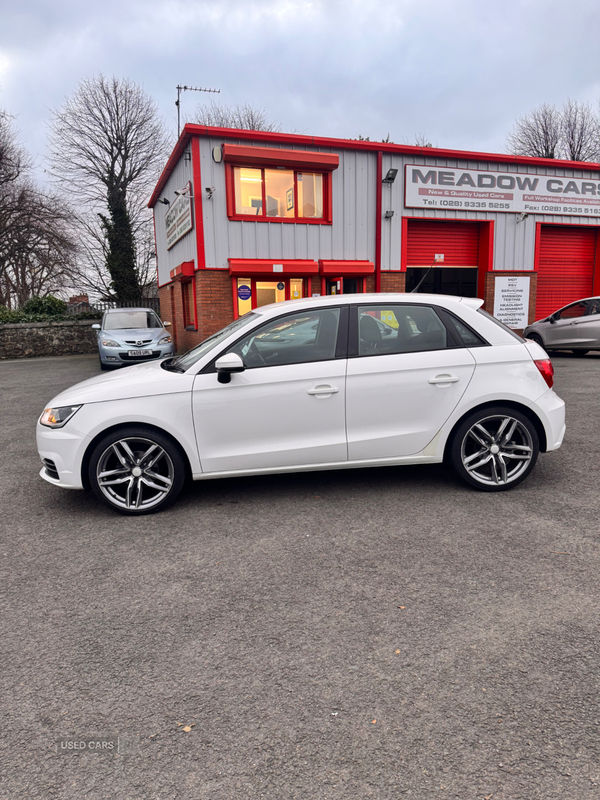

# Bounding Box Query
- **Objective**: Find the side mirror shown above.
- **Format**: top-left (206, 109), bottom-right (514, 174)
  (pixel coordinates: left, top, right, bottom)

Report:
top-left (549, 314), bottom-right (557, 324)
top-left (215, 352), bottom-right (245, 384)
top-left (163, 321), bottom-right (171, 327)
top-left (91, 323), bottom-right (101, 330)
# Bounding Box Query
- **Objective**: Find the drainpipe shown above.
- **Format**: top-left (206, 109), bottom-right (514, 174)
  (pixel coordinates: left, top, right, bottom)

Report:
top-left (375, 151), bottom-right (383, 292)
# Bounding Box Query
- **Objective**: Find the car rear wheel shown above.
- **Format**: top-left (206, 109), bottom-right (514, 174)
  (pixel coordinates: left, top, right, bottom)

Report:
top-left (449, 406), bottom-right (539, 492)
top-left (88, 427), bottom-right (185, 514)
top-left (572, 349), bottom-right (589, 356)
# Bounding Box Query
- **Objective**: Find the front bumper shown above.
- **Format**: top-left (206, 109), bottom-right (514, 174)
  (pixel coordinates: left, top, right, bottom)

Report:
top-left (99, 343), bottom-right (175, 366)
top-left (37, 422), bottom-right (88, 489)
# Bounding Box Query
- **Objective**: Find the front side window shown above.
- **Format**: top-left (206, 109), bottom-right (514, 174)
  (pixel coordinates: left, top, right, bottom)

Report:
top-left (232, 166), bottom-right (325, 220)
top-left (357, 305), bottom-right (449, 356)
top-left (226, 308), bottom-right (341, 368)
top-left (556, 301), bottom-right (588, 319)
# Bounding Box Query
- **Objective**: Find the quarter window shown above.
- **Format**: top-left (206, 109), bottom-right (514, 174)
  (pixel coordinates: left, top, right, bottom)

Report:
top-left (232, 167), bottom-right (325, 220)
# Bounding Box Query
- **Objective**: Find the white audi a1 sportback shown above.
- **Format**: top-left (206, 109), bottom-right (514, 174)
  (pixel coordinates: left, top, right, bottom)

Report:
top-left (37, 293), bottom-right (566, 515)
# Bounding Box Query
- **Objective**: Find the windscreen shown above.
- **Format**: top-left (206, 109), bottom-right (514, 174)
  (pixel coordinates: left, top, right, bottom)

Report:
top-left (104, 311), bottom-right (163, 330)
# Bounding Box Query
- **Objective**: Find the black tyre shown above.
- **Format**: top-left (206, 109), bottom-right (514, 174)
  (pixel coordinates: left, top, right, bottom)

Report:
top-left (449, 406), bottom-right (539, 492)
top-left (571, 349), bottom-right (589, 356)
top-left (88, 426), bottom-right (186, 514)
top-left (527, 332), bottom-right (545, 349)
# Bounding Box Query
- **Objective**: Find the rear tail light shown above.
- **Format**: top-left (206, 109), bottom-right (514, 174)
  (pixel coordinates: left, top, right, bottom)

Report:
top-left (534, 358), bottom-right (554, 388)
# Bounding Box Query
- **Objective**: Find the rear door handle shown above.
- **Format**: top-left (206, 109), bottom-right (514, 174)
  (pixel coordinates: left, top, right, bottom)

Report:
top-left (428, 374), bottom-right (460, 385)
top-left (307, 385), bottom-right (339, 396)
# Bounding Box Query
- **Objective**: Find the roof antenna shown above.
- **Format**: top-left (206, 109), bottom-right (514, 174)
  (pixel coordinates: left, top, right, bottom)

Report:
top-left (176, 84), bottom-right (220, 137)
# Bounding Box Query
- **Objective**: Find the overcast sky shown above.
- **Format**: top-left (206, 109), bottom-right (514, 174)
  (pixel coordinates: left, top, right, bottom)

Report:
top-left (2, 0), bottom-right (600, 184)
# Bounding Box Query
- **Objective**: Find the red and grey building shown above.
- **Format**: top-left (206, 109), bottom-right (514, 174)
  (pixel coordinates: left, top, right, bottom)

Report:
top-left (149, 125), bottom-right (600, 351)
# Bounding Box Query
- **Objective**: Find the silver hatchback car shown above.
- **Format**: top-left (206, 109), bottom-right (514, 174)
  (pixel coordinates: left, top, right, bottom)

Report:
top-left (93, 308), bottom-right (175, 370)
top-left (524, 296), bottom-right (600, 355)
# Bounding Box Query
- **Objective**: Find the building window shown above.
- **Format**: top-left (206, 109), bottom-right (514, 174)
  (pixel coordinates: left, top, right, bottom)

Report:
top-left (230, 167), bottom-right (327, 222)
top-left (182, 279), bottom-right (195, 330)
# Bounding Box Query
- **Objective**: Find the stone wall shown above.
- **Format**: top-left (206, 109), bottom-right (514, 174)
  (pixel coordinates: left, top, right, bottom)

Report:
top-left (0, 319), bottom-right (101, 359)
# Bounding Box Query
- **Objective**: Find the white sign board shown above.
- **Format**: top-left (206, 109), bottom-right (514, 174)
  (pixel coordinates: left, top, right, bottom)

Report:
top-left (493, 276), bottom-right (530, 329)
top-left (405, 164), bottom-right (600, 218)
top-left (166, 187), bottom-right (193, 250)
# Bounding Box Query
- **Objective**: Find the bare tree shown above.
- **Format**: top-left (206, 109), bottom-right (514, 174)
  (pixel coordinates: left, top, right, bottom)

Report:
top-left (561, 99), bottom-right (599, 161)
top-left (0, 112), bottom-right (77, 308)
top-left (192, 100), bottom-right (282, 131)
top-left (48, 74), bottom-right (170, 302)
top-left (413, 132), bottom-right (433, 148)
top-left (507, 100), bottom-right (600, 161)
top-left (507, 103), bottom-right (562, 159)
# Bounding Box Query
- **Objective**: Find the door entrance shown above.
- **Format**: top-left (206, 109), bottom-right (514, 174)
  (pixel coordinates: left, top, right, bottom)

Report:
top-left (405, 267), bottom-right (478, 297)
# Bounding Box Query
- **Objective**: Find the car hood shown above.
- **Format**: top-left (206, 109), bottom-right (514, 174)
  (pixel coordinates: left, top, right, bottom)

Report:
top-left (46, 360), bottom-right (194, 407)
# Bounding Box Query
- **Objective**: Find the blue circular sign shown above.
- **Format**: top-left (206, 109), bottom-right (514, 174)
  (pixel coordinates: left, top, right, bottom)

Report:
top-left (277, 282), bottom-right (285, 291)
top-left (237, 285), bottom-right (251, 301)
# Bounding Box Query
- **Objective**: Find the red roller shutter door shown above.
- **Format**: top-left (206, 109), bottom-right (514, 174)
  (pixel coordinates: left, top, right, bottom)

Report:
top-left (406, 220), bottom-right (480, 266)
top-left (537, 226), bottom-right (597, 319)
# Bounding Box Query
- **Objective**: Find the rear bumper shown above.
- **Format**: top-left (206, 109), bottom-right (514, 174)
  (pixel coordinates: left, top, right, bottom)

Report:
top-left (534, 387), bottom-right (566, 451)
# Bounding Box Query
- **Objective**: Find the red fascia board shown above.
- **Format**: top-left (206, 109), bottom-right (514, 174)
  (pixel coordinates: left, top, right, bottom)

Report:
top-left (149, 130), bottom-right (193, 208)
top-left (228, 258), bottom-right (319, 276)
top-left (223, 143), bottom-right (339, 171)
top-left (150, 124), bottom-right (600, 207)
top-left (319, 260), bottom-right (375, 275)
top-left (170, 260), bottom-right (195, 281)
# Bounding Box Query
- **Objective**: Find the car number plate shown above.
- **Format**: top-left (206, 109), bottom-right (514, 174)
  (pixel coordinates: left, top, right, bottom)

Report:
top-left (128, 349), bottom-right (152, 357)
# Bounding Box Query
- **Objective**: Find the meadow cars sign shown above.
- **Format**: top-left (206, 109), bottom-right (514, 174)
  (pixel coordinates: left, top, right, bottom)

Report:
top-left (405, 165), bottom-right (600, 217)
top-left (166, 185), bottom-right (194, 250)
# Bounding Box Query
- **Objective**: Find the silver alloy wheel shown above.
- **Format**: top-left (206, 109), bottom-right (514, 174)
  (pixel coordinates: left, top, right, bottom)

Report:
top-left (96, 436), bottom-right (175, 511)
top-left (460, 414), bottom-right (534, 487)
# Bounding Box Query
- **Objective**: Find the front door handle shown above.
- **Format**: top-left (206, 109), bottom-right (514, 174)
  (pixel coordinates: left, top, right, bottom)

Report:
top-left (428, 374), bottom-right (460, 385)
top-left (307, 385), bottom-right (339, 396)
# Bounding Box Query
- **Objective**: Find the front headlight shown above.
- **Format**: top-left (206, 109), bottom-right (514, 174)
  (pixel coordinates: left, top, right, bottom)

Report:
top-left (40, 405), bottom-right (82, 428)
top-left (101, 339), bottom-right (120, 348)
top-left (158, 335), bottom-right (172, 344)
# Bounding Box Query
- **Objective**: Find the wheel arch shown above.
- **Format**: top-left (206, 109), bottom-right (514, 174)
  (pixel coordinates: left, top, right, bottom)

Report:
top-left (81, 422), bottom-right (193, 489)
top-left (443, 400), bottom-right (548, 460)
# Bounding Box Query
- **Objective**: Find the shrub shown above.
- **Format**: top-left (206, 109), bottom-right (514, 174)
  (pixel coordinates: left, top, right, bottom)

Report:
top-left (21, 295), bottom-right (67, 317)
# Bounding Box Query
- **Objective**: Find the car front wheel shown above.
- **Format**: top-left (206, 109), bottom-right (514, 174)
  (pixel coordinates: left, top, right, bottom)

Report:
top-left (449, 407), bottom-right (539, 491)
top-left (88, 427), bottom-right (186, 514)
top-left (526, 332), bottom-right (545, 349)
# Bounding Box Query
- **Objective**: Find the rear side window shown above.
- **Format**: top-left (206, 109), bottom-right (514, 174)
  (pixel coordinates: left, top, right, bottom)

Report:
top-left (357, 304), bottom-right (449, 356)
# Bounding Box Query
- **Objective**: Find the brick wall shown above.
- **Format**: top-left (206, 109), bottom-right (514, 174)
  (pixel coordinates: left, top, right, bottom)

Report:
top-left (0, 320), bottom-right (100, 359)
top-left (380, 272), bottom-right (406, 292)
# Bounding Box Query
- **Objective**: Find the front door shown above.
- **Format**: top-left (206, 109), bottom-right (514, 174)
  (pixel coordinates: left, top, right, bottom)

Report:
top-left (545, 300), bottom-right (589, 347)
top-left (192, 307), bottom-right (348, 473)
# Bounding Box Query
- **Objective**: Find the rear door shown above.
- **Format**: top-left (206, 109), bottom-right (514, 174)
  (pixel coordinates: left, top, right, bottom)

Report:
top-left (575, 299), bottom-right (600, 348)
top-left (346, 303), bottom-right (477, 459)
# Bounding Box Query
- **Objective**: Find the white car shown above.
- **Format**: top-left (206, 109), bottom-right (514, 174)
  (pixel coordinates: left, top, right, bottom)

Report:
top-left (37, 294), bottom-right (566, 515)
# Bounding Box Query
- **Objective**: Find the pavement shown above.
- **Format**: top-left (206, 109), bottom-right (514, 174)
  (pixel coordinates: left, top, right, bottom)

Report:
top-left (1, 352), bottom-right (599, 800)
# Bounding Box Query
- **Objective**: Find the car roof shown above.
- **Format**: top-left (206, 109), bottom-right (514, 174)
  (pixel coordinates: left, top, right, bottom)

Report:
top-left (253, 292), bottom-right (484, 317)
top-left (105, 307), bottom-right (155, 313)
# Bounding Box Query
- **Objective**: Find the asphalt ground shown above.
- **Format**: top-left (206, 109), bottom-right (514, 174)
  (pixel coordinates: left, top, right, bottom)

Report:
top-left (1, 351), bottom-right (599, 800)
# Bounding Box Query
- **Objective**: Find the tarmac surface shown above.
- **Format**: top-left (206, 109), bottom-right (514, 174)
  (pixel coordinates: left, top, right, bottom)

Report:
top-left (1, 351), bottom-right (599, 799)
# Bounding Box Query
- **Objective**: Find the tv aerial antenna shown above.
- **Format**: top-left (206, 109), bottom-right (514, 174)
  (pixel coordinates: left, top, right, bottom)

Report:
top-left (176, 84), bottom-right (220, 137)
